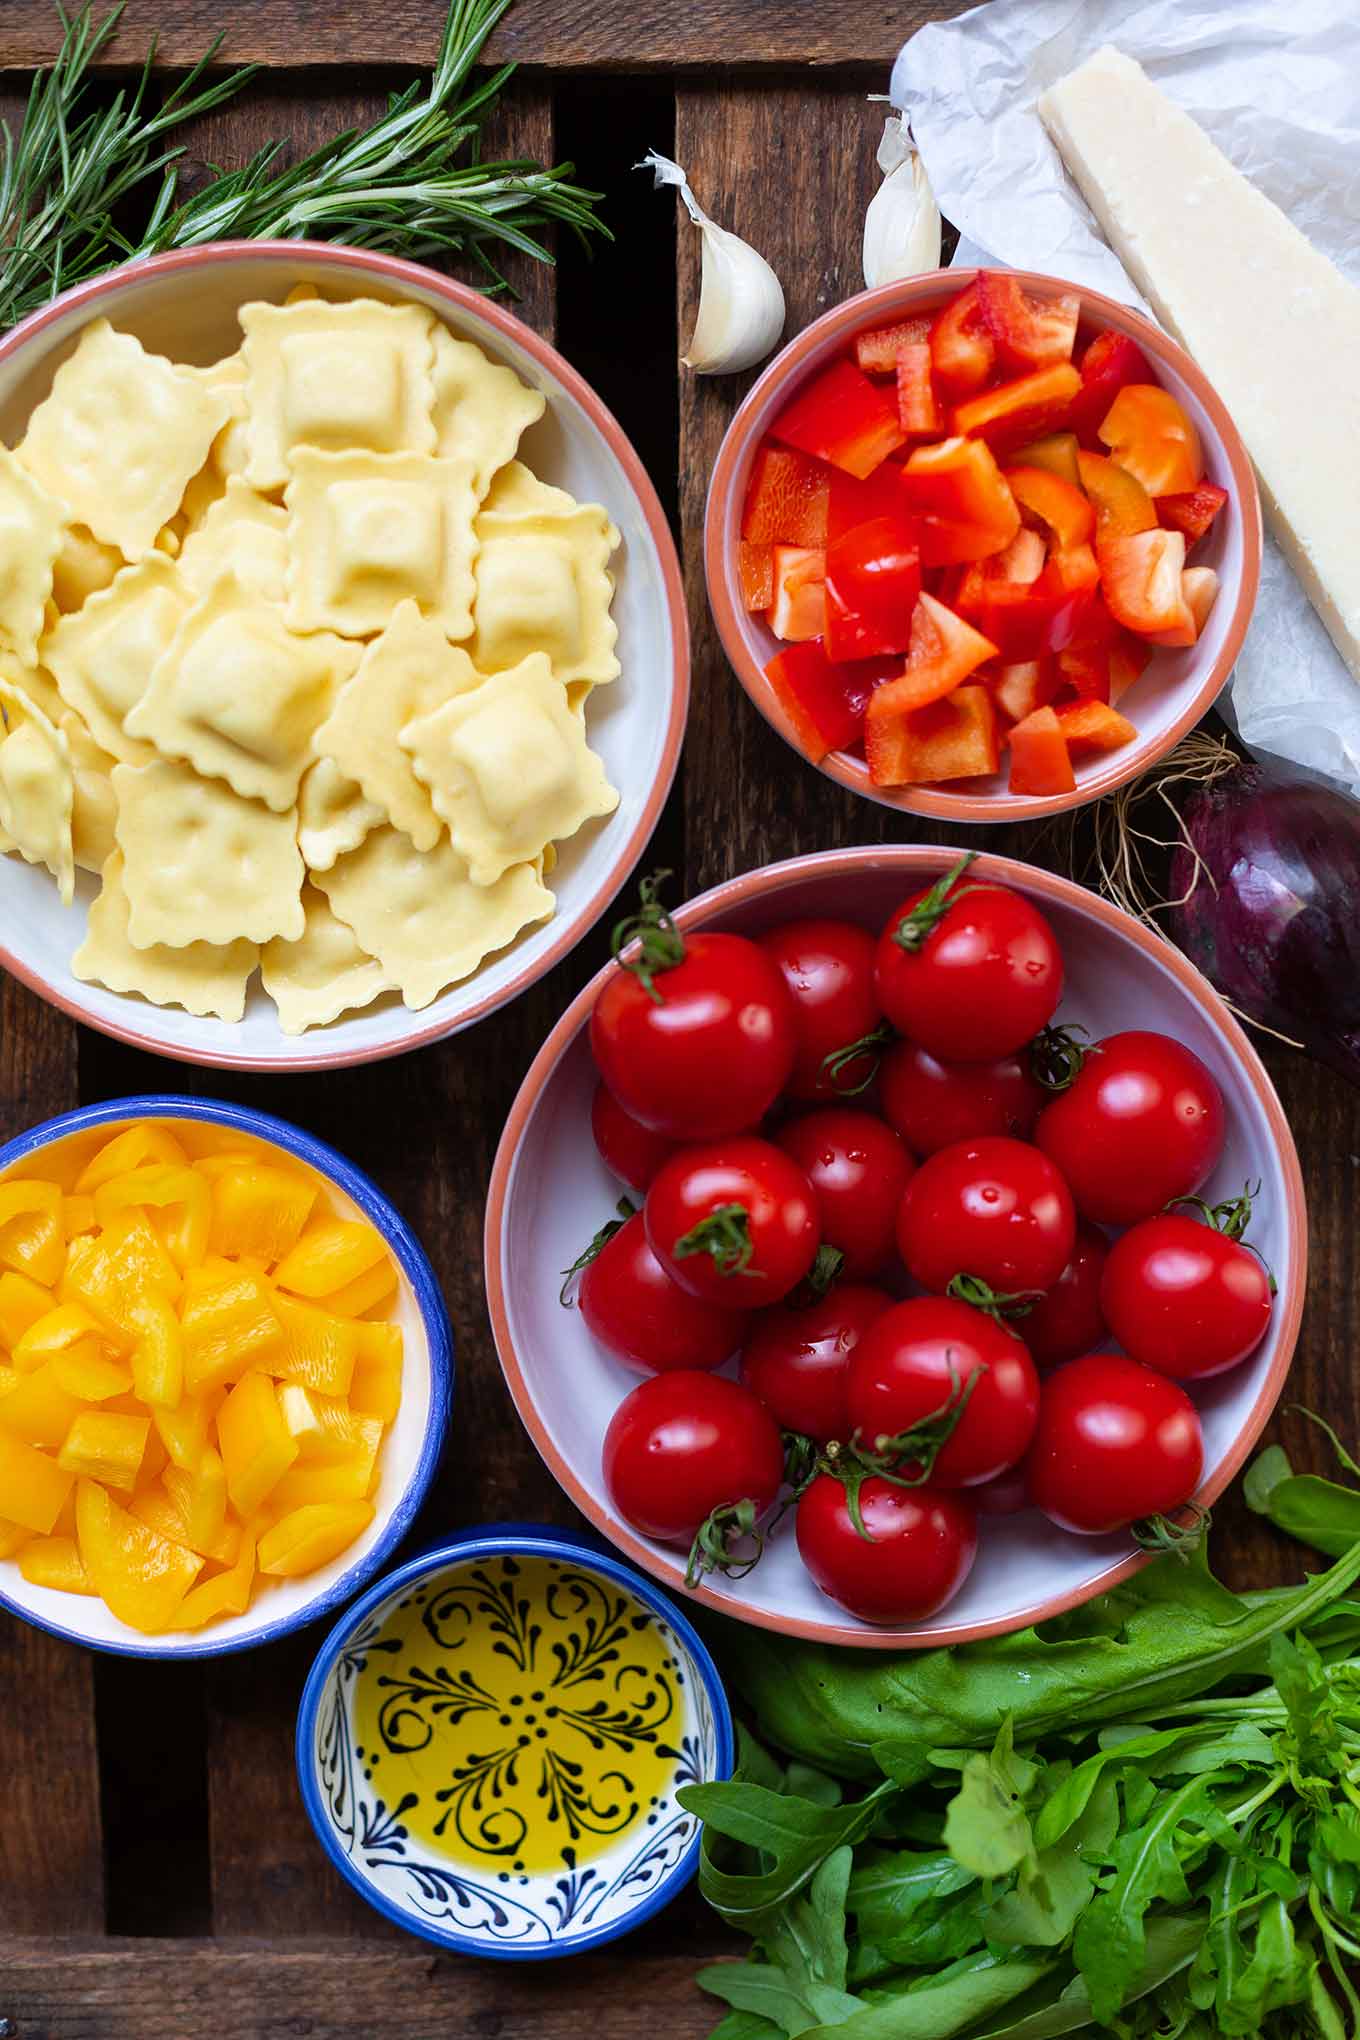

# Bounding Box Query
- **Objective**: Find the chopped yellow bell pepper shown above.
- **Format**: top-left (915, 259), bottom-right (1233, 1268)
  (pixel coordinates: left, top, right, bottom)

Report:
top-left (52, 1342), bottom-right (133, 1402)
top-left (151, 1392), bottom-right (217, 1472)
top-left (168, 1443), bottom-right (229, 1555)
top-left (12, 1301), bottom-right (104, 1372)
top-left (0, 1422), bottom-right (74, 1532)
top-left (349, 1322), bottom-right (403, 1424)
top-left (94, 1165), bottom-right (211, 1274)
top-left (175, 1534), bottom-right (256, 1630)
top-left (0, 1269), bottom-right (53, 1349)
top-left (217, 1372), bottom-right (298, 1517)
top-left (58, 1409), bottom-right (149, 1492)
top-left (62, 1195), bottom-right (97, 1237)
top-left (63, 1216), bottom-right (179, 1347)
top-left (209, 1164), bottom-right (316, 1265)
top-left (74, 1124), bottom-right (189, 1195)
top-left (314, 1256), bottom-right (398, 1321)
top-left (75, 1478), bottom-right (201, 1632)
top-left (274, 1219), bottom-right (386, 1299)
top-left (0, 1362), bottom-right (83, 1446)
top-left (258, 1500), bottom-right (374, 1577)
top-left (289, 1390), bottom-right (382, 1468)
top-left (270, 1294), bottom-right (359, 1399)
top-left (128, 1290), bottom-right (183, 1409)
top-left (0, 1179), bottom-right (66, 1286)
top-left (20, 1533), bottom-right (95, 1595)
top-left (0, 1516), bottom-right (33, 1558)
top-left (128, 1481), bottom-right (240, 1568)
top-left (180, 1263), bottom-right (284, 1396)
top-left (266, 1448), bottom-right (376, 1512)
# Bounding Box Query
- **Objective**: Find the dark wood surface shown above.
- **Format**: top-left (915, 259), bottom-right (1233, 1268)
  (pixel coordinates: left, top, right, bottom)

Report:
top-left (1, 10), bottom-right (1357, 2035)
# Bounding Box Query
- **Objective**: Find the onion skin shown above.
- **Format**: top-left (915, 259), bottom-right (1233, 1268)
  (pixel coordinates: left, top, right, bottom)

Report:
top-left (1168, 758), bottom-right (1360, 1085)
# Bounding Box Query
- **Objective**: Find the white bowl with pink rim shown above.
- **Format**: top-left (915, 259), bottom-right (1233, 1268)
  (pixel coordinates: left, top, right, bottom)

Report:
top-left (484, 846), bottom-right (1305, 1650)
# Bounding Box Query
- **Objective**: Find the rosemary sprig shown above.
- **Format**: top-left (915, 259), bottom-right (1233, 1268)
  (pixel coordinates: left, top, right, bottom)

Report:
top-left (0, 0), bottom-right (608, 330)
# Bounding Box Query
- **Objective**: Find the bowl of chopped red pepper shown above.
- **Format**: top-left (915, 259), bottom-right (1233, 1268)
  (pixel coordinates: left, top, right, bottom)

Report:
top-left (705, 271), bottom-right (1262, 821)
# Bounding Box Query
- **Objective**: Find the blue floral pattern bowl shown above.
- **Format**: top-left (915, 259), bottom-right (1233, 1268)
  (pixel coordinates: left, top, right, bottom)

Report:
top-left (296, 1524), bottom-right (734, 1958)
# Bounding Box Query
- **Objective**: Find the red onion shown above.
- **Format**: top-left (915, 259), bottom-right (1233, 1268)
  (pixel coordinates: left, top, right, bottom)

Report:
top-left (1168, 756), bottom-right (1360, 1085)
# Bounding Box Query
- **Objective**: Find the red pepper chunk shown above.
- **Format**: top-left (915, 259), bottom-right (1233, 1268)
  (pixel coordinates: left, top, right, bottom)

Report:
top-left (993, 659), bottom-right (1057, 723)
top-left (855, 317), bottom-right (931, 376)
top-left (1098, 385), bottom-right (1202, 497)
top-left (1157, 483), bottom-right (1228, 547)
top-left (929, 284), bottom-right (996, 402)
top-left (975, 273), bottom-right (1080, 373)
top-left (1054, 699), bottom-right (1137, 754)
top-left (869, 592), bottom-right (999, 716)
top-left (1067, 329), bottom-right (1155, 449)
top-left (900, 436), bottom-right (1021, 566)
top-left (771, 359), bottom-right (905, 480)
top-left (769, 545), bottom-right (826, 642)
top-left (952, 363), bottom-right (1081, 453)
top-left (1099, 528), bottom-right (1194, 640)
top-left (1077, 451), bottom-right (1157, 541)
top-left (741, 442), bottom-right (830, 546)
top-left (866, 682), bottom-right (999, 787)
top-left (823, 514), bottom-right (922, 663)
top-left (896, 343), bottom-right (942, 438)
top-left (1004, 465), bottom-right (1095, 550)
top-left (1008, 706), bottom-right (1076, 797)
top-left (738, 541), bottom-right (774, 612)
top-left (764, 641), bottom-right (899, 761)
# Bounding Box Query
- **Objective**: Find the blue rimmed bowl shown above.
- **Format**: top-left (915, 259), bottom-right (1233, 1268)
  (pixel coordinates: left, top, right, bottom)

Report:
top-left (0, 1095), bottom-right (453, 1658)
top-left (295, 1523), bottom-right (734, 1959)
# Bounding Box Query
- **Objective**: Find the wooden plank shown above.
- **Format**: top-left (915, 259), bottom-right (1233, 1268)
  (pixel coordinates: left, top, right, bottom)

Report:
top-left (0, 1937), bottom-right (719, 2037)
top-left (0, 1), bottom-right (965, 71)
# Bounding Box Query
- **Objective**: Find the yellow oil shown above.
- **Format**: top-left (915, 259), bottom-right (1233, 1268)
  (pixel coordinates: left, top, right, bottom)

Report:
top-left (351, 1552), bottom-right (685, 1876)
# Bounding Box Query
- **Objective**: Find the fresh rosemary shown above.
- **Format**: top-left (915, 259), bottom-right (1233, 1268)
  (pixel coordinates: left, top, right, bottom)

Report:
top-left (0, 0), bottom-right (608, 330)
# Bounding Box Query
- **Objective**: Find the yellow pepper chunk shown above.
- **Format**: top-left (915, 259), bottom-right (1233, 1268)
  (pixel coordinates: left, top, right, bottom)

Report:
top-left (285, 1388), bottom-right (382, 1468)
top-left (0, 1422), bottom-right (74, 1532)
top-left (270, 1294), bottom-right (359, 1398)
top-left (0, 1516), bottom-right (33, 1558)
top-left (175, 1534), bottom-right (256, 1630)
top-left (209, 1164), bottom-right (316, 1265)
top-left (52, 1343), bottom-right (133, 1402)
top-left (128, 1290), bottom-right (183, 1409)
top-left (63, 1216), bottom-right (179, 1347)
top-left (180, 1262), bottom-right (284, 1395)
top-left (167, 1444), bottom-right (229, 1556)
top-left (94, 1165), bottom-right (211, 1274)
top-left (258, 1500), bottom-right (374, 1577)
top-left (274, 1219), bottom-right (386, 1299)
top-left (20, 1533), bottom-right (96, 1595)
top-left (266, 1447), bottom-right (377, 1512)
top-left (74, 1124), bottom-right (189, 1194)
top-left (0, 1180), bottom-right (66, 1286)
top-left (314, 1256), bottom-right (398, 1321)
top-left (12, 1301), bottom-right (104, 1371)
top-left (75, 1478), bottom-right (201, 1632)
top-left (217, 1372), bottom-right (298, 1517)
top-left (62, 1195), bottom-right (97, 1237)
top-left (0, 1362), bottom-right (84, 1446)
top-left (151, 1392), bottom-right (218, 1472)
top-left (128, 1479), bottom-right (240, 1568)
top-left (58, 1409), bottom-right (149, 1492)
top-left (349, 1322), bottom-right (403, 1424)
top-left (0, 1269), bottom-right (53, 1349)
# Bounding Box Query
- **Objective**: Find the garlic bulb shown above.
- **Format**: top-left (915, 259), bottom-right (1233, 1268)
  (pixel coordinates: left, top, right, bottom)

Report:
top-left (640, 150), bottom-right (785, 375)
top-left (863, 116), bottom-right (942, 290)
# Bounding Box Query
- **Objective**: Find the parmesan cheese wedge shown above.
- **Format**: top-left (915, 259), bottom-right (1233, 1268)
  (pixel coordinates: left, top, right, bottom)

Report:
top-left (1039, 45), bottom-right (1360, 688)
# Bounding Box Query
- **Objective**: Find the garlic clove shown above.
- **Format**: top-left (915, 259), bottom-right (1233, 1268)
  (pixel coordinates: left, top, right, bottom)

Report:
top-left (639, 149), bottom-right (786, 376)
top-left (863, 115), bottom-right (942, 290)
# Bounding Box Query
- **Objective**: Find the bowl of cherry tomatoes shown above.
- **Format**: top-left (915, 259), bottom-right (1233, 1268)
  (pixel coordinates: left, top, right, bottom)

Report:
top-left (485, 848), bottom-right (1304, 1647)
top-left (705, 270), bottom-right (1261, 823)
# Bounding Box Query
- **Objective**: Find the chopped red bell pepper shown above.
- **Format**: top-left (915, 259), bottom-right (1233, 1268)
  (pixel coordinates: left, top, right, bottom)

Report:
top-left (855, 317), bottom-right (931, 376)
top-left (958, 579), bottom-right (1076, 662)
top-left (1067, 329), bottom-right (1155, 449)
top-left (1098, 385), bottom-right (1203, 497)
top-left (952, 364), bottom-right (1081, 453)
top-left (764, 642), bottom-right (899, 762)
top-left (896, 343), bottom-right (943, 439)
top-left (771, 358), bottom-right (906, 480)
top-left (900, 436), bottom-right (1021, 566)
top-left (929, 285), bottom-right (996, 403)
top-left (870, 591), bottom-right (999, 715)
top-left (1146, 565), bottom-right (1219, 648)
top-left (769, 545), bottom-right (827, 641)
top-left (741, 442), bottom-right (830, 546)
top-left (1042, 543), bottom-right (1100, 596)
top-left (1109, 626), bottom-right (1153, 702)
top-left (866, 682), bottom-right (999, 787)
top-left (825, 462), bottom-right (915, 540)
top-left (1011, 431), bottom-right (1082, 487)
top-left (1077, 451), bottom-right (1157, 540)
top-left (1008, 706), bottom-right (1076, 797)
top-left (991, 528), bottom-right (1047, 584)
top-left (739, 541), bottom-right (774, 612)
top-left (1098, 528), bottom-right (1193, 639)
top-left (1157, 483), bottom-right (1228, 547)
top-left (993, 659), bottom-right (1057, 723)
top-left (1055, 643), bottom-right (1111, 702)
top-left (975, 273), bottom-right (1080, 373)
top-left (1004, 465), bottom-right (1095, 549)
top-left (823, 513), bottom-right (922, 662)
top-left (1054, 698), bottom-right (1138, 754)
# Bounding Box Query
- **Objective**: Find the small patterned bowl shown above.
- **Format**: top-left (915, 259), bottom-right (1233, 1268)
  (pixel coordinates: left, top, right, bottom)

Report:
top-left (295, 1524), bottom-right (734, 1959)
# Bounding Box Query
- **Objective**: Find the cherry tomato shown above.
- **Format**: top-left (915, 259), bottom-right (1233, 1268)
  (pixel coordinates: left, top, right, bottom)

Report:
top-left (602, 1370), bottom-right (784, 1546)
top-left (874, 857), bottom-right (1063, 1062)
top-left (1100, 1213), bottom-right (1273, 1380)
top-left (591, 1084), bottom-right (679, 1192)
top-left (795, 1473), bottom-right (978, 1625)
top-left (740, 1283), bottom-right (892, 1442)
top-left (1035, 1030), bottom-right (1225, 1227)
top-left (1022, 1222), bottom-right (1109, 1367)
top-left (895, 1136), bottom-right (1076, 1295)
top-left (645, 1137), bottom-right (820, 1307)
top-left (845, 1296), bottom-right (1040, 1486)
top-left (590, 891), bottom-right (796, 1138)
top-left (775, 1108), bottom-right (915, 1278)
top-left (879, 1040), bottom-right (1042, 1156)
top-left (1025, 1353), bottom-right (1204, 1534)
top-left (758, 918), bottom-right (884, 1101)
top-left (578, 1212), bottom-right (746, 1375)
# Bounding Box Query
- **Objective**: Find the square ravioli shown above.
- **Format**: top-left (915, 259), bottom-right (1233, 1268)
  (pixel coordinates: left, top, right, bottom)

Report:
top-left (316, 826), bottom-right (554, 1010)
top-left (178, 478), bottom-right (290, 603)
top-left (431, 327), bottom-right (546, 497)
top-left (44, 553), bottom-right (191, 766)
top-left (112, 758), bottom-right (305, 950)
top-left (284, 448), bottom-right (479, 639)
top-left (0, 680), bottom-right (75, 906)
top-left (126, 572), bottom-right (360, 811)
top-left (313, 598), bottom-right (483, 851)
top-left (261, 884), bottom-right (392, 1035)
top-left (241, 297), bottom-right (436, 491)
top-left (401, 652), bottom-right (617, 886)
top-left (18, 320), bottom-right (232, 560)
top-left (0, 447), bottom-right (65, 664)
top-left (74, 850), bottom-right (257, 1022)
top-left (470, 502), bottom-right (620, 694)
top-left (296, 757), bottom-right (382, 874)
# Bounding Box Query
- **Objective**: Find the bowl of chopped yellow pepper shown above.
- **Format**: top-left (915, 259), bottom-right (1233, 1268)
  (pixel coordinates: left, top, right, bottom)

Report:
top-left (0, 1096), bottom-right (451, 1655)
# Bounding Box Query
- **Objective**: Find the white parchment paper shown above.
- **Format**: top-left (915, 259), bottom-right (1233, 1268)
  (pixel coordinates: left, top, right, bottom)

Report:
top-left (891, 0), bottom-right (1360, 794)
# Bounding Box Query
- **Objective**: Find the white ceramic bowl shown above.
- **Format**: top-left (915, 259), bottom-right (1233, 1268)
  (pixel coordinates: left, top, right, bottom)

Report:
top-left (0, 1097), bottom-right (451, 1657)
top-left (0, 242), bottom-right (689, 1070)
top-left (486, 847), bottom-right (1305, 1650)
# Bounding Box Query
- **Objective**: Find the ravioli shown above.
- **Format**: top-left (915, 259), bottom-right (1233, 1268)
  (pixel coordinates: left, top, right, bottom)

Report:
top-left (284, 447), bottom-right (479, 640)
top-left (431, 327), bottom-right (546, 498)
top-left (178, 479), bottom-right (290, 603)
top-left (44, 553), bottom-right (190, 765)
top-left (470, 501), bottom-right (620, 696)
top-left (0, 680), bottom-right (75, 905)
top-left (74, 850), bottom-right (257, 1022)
top-left (296, 756), bottom-right (383, 874)
top-left (242, 297), bottom-right (436, 490)
top-left (0, 448), bottom-right (65, 664)
top-left (261, 884), bottom-right (392, 1034)
top-left (112, 759), bottom-right (305, 950)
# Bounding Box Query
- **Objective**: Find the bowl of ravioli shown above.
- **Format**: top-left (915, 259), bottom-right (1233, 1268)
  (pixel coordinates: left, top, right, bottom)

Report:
top-left (0, 243), bottom-right (689, 1069)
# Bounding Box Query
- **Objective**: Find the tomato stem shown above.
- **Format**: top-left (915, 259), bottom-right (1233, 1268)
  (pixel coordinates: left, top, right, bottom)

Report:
top-left (685, 1497), bottom-right (765, 1588)
top-left (818, 1360), bottom-right (987, 1540)
top-left (788, 1244), bottom-right (845, 1308)
top-left (890, 852), bottom-right (979, 954)
top-left (610, 870), bottom-right (686, 1003)
top-left (1132, 1501), bottom-right (1210, 1561)
top-left (1030, 1021), bottom-right (1091, 1093)
top-left (820, 1021), bottom-right (896, 1095)
top-left (1165, 1180), bottom-right (1277, 1293)
top-left (945, 1271), bottom-right (1042, 1323)
top-left (672, 1202), bottom-right (759, 1279)
top-left (559, 1197), bottom-right (636, 1305)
